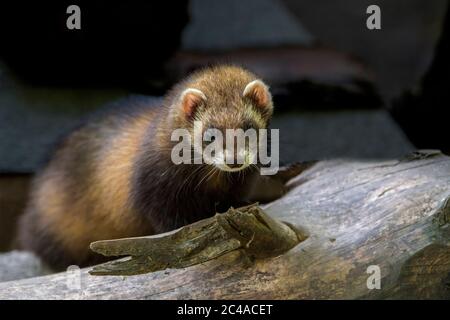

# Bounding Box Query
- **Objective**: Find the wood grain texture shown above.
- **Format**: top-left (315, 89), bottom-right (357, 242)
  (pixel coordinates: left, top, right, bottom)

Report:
top-left (1, 151), bottom-right (449, 299)
top-left (88, 204), bottom-right (305, 276)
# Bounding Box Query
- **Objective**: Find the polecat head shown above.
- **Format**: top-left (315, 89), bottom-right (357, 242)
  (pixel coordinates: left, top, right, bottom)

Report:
top-left (167, 65), bottom-right (274, 173)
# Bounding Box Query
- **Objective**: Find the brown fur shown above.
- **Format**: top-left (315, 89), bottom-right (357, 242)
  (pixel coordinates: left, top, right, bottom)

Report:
top-left (18, 66), bottom-right (279, 269)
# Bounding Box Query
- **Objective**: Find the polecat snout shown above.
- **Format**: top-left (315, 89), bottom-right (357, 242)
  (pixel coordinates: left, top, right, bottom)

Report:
top-left (18, 65), bottom-right (295, 269)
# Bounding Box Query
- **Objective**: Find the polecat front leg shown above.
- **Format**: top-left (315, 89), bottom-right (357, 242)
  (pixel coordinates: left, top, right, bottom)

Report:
top-left (244, 161), bottom-right (317, 203)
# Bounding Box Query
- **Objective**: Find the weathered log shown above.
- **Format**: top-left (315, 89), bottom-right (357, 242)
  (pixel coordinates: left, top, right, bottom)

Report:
top-left (0, 150), bottom-right (449, 299)
top-left (89, 204), bottom-right (306, 276)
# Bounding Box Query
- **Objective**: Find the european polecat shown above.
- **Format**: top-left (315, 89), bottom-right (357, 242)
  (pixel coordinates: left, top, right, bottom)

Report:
top-left (18, 66), bottom-right (301, 269)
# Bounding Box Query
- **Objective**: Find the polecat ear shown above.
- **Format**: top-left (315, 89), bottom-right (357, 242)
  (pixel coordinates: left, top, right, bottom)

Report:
top-left (243, 80), bottom-right (272, 111)
top-left (179, 88), bottom-right (207, 118)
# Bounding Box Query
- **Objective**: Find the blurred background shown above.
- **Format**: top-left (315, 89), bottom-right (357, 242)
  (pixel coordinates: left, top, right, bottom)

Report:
top-left (0, 1), bottom-right (449, 278)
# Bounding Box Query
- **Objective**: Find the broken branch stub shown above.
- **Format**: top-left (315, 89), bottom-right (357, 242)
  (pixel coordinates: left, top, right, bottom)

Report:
top-left (89, 204), bottom-right (306, 276)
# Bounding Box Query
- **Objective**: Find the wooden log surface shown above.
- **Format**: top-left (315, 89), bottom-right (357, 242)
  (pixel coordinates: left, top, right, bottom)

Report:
top-left (88, 204), bottom-right (306, 276)
top-left (0, 150), bottom-right (449, 299)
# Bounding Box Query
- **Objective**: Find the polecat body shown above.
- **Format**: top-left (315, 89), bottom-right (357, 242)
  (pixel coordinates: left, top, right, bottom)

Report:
top-left (18, 66), bottom-right (293, 269)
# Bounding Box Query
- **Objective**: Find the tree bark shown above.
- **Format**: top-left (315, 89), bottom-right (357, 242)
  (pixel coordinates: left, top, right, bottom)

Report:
top-left (88, 204), bottom-right (306, 276)
top-left (0, 150), bottom-right (449, 299)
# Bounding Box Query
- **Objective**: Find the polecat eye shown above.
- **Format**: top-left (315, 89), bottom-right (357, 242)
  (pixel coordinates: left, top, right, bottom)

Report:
top-left (204, 127), bottom-right (220, 144)
top-left (242, 121), bottom-right (254, 132)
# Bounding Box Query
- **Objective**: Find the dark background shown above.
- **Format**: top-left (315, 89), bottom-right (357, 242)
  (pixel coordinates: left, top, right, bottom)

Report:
top-left (0, 1), bottom-right (448, 252)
